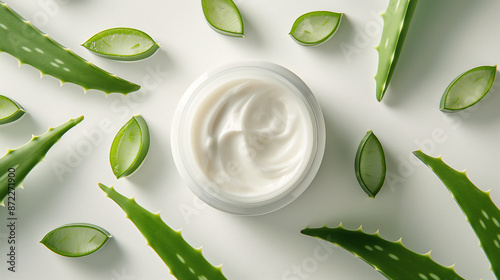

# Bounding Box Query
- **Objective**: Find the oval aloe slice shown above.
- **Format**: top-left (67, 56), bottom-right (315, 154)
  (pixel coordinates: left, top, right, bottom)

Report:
top-left (40, 223), bottom-right (111, 257)
top-left (290, 11), bottom-right (343, 46)
top-left (110, 115), bottom-right (150, 179)
top-left (354, 130), bottom-right (386, 197)
top-left (440, 65), bottom-right (497, 112)
top-left (0, 95), bottom-right (25, 125)
top-left (202, 0), bottom-right (244, 37)
top-left (82, 28), bottom-right (159, 61)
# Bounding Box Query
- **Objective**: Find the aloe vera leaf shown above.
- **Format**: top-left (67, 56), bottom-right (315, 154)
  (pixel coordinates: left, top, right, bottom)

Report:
top-left (98, 183), bottom-right (227, 280)
top-left (0, 2), bottom-right (140, 94)
top-left (354, 130), bottom-right (386, 197)
top-left (82, 27), bottom-right (159, 61)
top-left (0, 95), bottom-right (25, 124)
top-left (0, 116), bottom-right (83, 205)
top-left (375, 0), bottom-right (418, 101)
top-left (289, 11), bottom-right (343, 46)
top-left (301, 226), bottom-right (464, 280)
top-left (201, 0), bottom-right (244, 37)
top-left (40, 223), bottom-right (112, 257)
top-left (414, 150), bottom-right (500, 278)
top-left (110, 115), bottom-right (150, 179)
top-left (440, 65), bottom-right (497, 112)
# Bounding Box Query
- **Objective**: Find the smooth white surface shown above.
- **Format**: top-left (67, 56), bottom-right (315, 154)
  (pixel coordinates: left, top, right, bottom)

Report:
top-left (0, 0), bottom-right (499, 279)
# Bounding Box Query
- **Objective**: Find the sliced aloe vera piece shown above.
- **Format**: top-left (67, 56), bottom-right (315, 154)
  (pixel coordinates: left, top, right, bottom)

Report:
top-left (289, 11), bottom-right (343, 46)
top-left (355, 131), bottom-right (386, 197)
top-left (202, 0), bottom-right (244, 37)
top-left (82, 28), bottom-right (159, 61)
top-left (0, 95), bottom-right (25, 124)
top-left (40, 223), bottom-right (111, 257)
top-left (440, 65), bottom-right (497, 112)
top-left (110, 115), bottom-right (150, 179)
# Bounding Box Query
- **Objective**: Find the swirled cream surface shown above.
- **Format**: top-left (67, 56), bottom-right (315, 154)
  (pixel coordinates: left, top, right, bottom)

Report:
top-left (188, 69), bottom-right (314, 202)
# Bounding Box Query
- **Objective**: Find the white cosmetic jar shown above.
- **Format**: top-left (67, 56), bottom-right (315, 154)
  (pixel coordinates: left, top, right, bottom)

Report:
top-left (171, 61), bottom-right (325, 215)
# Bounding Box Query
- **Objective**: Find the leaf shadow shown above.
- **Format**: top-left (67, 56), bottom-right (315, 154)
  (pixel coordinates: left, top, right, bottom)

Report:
top-left (318, 14), bottom-right (356, 56)
top-left (0, 113), bottom-right (39, 147)
top-left (382, 0), bottom-right (488, 106)
top-left (237, 10), bottom-right (265, 51)
top-left (127, 123), bottom-right (172, 194)
top-left (62, 237), bottom-right (125, 274)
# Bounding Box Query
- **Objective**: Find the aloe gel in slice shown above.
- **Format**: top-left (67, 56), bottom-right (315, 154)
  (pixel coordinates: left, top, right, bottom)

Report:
top-left (83, 28), bottom-right (159, 61)
top-left (110, 115), bottom-right (150, 179)
top-left (0, 95), bottom-right (25, 124)
top-left (40, 223), bottom-right (111, 257)
top-left (202, 0), bottom-right (244, 37)
top-left (289, 11), bottom-right (343, 46)
top-left (440, 65), bottom-right (497, 112)
top-left (354, 130), bottom-right (386, 197)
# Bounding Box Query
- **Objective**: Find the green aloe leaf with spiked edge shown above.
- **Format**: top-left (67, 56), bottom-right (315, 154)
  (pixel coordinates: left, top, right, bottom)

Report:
top-left (414, 150), bottom-right (500, 278)
top-left (82, 28), bottom-right (159, 61)
top-left (0, 95), bottom-right (25, 124)
top-left (375, 0), bottom-right (418, 101)
top-left (301, 225), bottom-right (464, 280)
top-left (302, 151), bottom-right (500, 279)
top-left (0, 116), bottom-right (83, 205)
top-left (0, 2), bottom-right (140, 94)
top-left (202, 0), bottom-right (244, 37)
top-left (40, 223), bottom-right (112, 257)
top-left (440, 65), bottom-right (497, 112)
top-left (98, 183), bottom-right (227, 280)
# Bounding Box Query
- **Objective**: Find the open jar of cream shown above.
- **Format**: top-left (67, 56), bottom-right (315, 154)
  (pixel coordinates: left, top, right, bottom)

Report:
top-left (171, 61), bottom-right (325, 215)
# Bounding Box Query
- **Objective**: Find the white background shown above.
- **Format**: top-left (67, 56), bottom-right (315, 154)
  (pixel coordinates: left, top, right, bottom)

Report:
top-left (1, 0), bottom-right (500, 279)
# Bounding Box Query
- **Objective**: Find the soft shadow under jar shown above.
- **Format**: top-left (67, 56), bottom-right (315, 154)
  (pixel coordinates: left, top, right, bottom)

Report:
top-left (171, 61), bottom-right (325, 215)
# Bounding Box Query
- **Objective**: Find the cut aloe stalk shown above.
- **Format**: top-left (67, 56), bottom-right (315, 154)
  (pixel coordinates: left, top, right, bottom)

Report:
top-left (201, 0), bottom-right (244, 37)
top-left (110, 115), bottom-right (150, 179)
top-left (355, 131), bottom-right (386, 197)
top-left (289, 11), bottom-right (343, 46)
top-left (40, 223), bottom-right (111, 257)
top-left (440, 65), bottom-right (497, 112)
top-left (301, 226), bottom-right (465, 280)
top-left (82, 28), bottom-right (159, 61)
top-left (0, 2), bottom-right (140, 94)
top-left (98, 183), bottom-right (227, 279)
top-left (0, 95), bottom-right (25, 124)
top-left (375, 0), bottom-right (418, 101)
top-left (0, 116), bottom-right (83, 205)
top-left (414, 150), bottom-right (500, 278)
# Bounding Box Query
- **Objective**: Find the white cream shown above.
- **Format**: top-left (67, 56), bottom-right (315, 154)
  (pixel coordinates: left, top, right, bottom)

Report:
top-left (172, 61), bottom-right (325, 215)
top-left (188, 74), bottom-right (314, 201)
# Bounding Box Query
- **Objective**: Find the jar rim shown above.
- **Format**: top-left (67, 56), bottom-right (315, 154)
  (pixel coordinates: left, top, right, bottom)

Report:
top-left (171, 60), bottom-right (326, 215)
